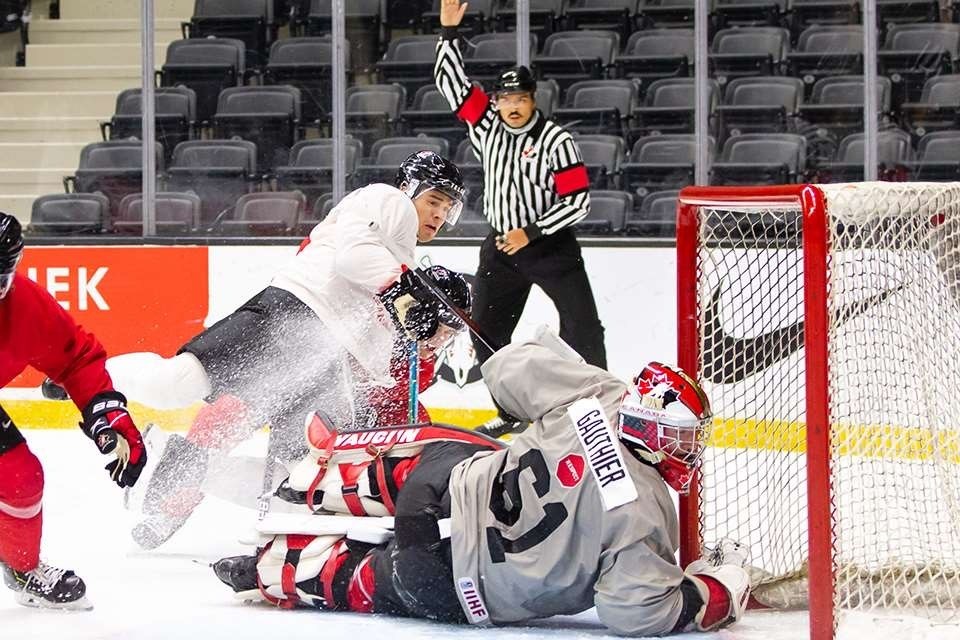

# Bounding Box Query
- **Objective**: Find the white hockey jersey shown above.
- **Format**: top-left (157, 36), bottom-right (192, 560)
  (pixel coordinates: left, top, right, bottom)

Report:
top-left (270, 183), bottom-right (418, 385)
top-left (448, 338), bottom-right (686, 636)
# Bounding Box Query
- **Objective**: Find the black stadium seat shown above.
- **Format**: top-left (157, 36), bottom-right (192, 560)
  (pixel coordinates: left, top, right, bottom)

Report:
top-left (553, 79), bottom-right (638, 138)
top-left (212, 85), bottom-right (301, 172)
top-left (788, 0), bottom-right (859, 42)
top-left (304, 0), bottom-right (381, 68)
top-left (498, 0), bottom-right (563, 44)
top-left (811, 128), bottom-right (913, 182)
top-left (615, 29), bottom-right (692, 93)
top-left (420, 0), bottom-right (496, 37)
top-left (114, 192), bottom-right (202, 235)
top-left (717, 76), bottom-right (804, 139)
top-left (160, 38), bottom-right (246, 123)
top-left (622, 134), bottom-right (705, 197)
top-left (576, 189), bottom-right (630, 235)
top-left (185, 0), bottom-right (276, 68)
top-left (626, 189), bottom-right (679, 237)
top-left (67, 140), bottom-right (164, 220)
top-left (454, 138), bottom-right (484, 202)
top-left (903, 130), bottom-right (960, 181)
top-left (629, 78), bottom-right (719, 140)
top-left (879, 24), bottom-right (960, 106)
top-left (375, 35), bottom-right (440, 102)
top-left (637, 0), bottom-right (695, 30)
top-left (562, 0), bottom-right (638, 40)
top-left (713, 0), bottom-right (786, 28)
top-left (574, 133), bottom-right (626, 189)
top-left (166, 140), bottom-right (258, 225)
top-left (275, 138), bottom-right (363, 208)
top-left (798, 75), bottom-right (893, 140)
top-left (787, 26), bottom-right (863, 97)
top-left (710, 27), bottom-right (790, 82)
top-left (463, 33), bottom-right (538, 86)
top-left (218, 191), bottom-right (305, 236)
top-left (345, 84), bottom-right (406, 150)
top-left (711, 133), bottom-right (807, 185)
top-left (535, 79), bottom-right (561, 117)
top-left (355, 136), bottom-right (450, 186)
top-left (402, 86), bottom-right (467, 148)
top-left (900, 75), bottom-right (960, 138)
top-left (264, 36), bottom-right (350, 127)
top-left (29, 193), bottom-right (110, 235)
top-left (533, 30), bottom-right (619, 92)
top-left (102, 87), bottom-right (196, 165)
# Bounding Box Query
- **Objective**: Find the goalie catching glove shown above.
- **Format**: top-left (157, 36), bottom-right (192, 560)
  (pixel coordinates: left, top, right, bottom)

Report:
top-left (79, 391), bottom-right (147, 488)
top-left (681, 539), bottom-right (751, 631)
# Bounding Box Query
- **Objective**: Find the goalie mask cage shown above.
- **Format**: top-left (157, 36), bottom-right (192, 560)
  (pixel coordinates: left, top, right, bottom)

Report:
top-left (676, 183), bottom-right (960, 640)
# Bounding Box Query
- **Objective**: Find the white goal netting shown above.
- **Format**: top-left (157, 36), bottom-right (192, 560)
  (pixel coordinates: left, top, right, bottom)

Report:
top-left (686, 183), bottom-right (960, 626)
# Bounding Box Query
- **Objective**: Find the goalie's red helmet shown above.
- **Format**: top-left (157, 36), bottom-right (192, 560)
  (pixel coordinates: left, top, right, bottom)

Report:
top-left (617, 363), bottom-right (712, 494)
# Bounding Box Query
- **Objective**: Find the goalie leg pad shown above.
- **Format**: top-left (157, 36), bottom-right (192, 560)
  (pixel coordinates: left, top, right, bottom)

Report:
top-left (256, 533), bottom-right (378, 612)
top-left (682, 564), bottom-right (751, 631)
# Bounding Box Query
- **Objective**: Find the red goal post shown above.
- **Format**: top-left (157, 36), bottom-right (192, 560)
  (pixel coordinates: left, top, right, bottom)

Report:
top-left (676, 184), bottom-right (960, 640)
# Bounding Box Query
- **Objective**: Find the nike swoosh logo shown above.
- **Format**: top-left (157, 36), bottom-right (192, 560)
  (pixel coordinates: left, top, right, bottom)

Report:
top-left (702, 282), bottom-right (905, 384)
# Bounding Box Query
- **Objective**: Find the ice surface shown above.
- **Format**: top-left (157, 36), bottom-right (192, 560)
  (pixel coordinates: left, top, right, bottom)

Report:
top-left (3, 431), bottom-right (954, 640)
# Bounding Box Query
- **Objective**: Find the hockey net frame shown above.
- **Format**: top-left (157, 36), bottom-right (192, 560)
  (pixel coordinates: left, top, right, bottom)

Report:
top-left (676, 183), bottom-right (960, 640)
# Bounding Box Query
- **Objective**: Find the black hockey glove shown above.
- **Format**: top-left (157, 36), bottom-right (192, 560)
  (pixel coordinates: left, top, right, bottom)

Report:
top-left (379, 269), bottom-right (434, 339)
top-left (80, 391), bottom-right (147, 488)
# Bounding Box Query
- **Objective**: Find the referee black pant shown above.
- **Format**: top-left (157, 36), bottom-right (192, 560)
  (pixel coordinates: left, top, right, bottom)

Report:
top-left (472, 229), bottom-right (607, 415)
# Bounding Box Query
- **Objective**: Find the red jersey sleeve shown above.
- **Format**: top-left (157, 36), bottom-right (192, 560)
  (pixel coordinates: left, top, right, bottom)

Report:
top-left (16, 275), bottom-right (113, 409)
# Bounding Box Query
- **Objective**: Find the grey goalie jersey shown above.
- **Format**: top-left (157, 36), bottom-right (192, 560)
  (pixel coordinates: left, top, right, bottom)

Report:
top-left (448, 338), bottom-right (686, 636)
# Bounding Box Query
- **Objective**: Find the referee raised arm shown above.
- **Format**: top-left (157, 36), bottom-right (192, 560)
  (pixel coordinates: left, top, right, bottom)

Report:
top-left (435, 0), bottom-right (607, 434)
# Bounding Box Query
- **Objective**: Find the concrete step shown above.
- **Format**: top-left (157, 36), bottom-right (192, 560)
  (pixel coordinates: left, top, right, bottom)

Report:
top-left (0, 169), bottom-right (70, 194)
top-left (0, 195), bottom-right (38, 222)
top-left (0, 66), bottom-right (142, 93)
top-left (29, 18), bottom-right (183, 45)
top-left (0, 143), bottom-right (86, 170)
top-left (0, 92), bottom-right (116, 118)
top-left (61, 0), bottom-right (194, 20)
top-left (0, 118), bottom-right (103, 144)
top-left (26, 43), bottom-right (167, 68)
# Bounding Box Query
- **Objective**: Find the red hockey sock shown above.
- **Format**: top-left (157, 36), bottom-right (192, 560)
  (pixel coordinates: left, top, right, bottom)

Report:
top-left (0, 443), bottom-right (44, 572)
top-left (186, 394), bottom-right (252, 450)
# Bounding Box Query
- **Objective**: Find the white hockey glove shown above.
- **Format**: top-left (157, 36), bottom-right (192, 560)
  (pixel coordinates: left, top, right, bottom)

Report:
top-left (683, 539), bottom-right (751, 631)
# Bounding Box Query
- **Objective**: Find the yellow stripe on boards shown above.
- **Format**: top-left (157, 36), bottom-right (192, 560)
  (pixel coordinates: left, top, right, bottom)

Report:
top-left (11, 401), bottom-right (498, 432)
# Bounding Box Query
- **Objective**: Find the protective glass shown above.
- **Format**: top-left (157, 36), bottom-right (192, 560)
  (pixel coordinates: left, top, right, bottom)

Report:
top-left (495, 92), bottom-right (534, 108)
top-left (412, 184), bottom-right (464, 226)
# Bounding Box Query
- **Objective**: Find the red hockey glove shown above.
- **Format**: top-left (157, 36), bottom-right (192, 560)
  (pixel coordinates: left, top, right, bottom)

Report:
top-left (80, 391), bottom-right (147, 488)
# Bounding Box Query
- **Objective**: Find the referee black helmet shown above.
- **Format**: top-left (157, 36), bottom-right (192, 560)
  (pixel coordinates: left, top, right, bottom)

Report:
top-left (494, 66), bottom-right (536, 97)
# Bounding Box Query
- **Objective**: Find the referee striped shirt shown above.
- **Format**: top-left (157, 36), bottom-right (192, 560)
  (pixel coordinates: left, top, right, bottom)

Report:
top-left (434, 29), bottom-right (591, 238)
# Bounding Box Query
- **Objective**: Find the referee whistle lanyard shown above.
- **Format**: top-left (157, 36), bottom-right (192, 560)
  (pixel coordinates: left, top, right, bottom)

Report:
top-left (407, 339), bottom-right (419, 424)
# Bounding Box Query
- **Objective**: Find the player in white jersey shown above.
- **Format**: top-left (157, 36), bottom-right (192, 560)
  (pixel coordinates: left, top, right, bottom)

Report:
top-left (213, 331), bottom-right (751, 635)
top-left (46, 151), bottom-right (468, 548)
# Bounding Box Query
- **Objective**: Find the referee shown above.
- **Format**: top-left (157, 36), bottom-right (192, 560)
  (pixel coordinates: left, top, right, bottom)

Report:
top-left (435, 0), bottom-right (607, 434)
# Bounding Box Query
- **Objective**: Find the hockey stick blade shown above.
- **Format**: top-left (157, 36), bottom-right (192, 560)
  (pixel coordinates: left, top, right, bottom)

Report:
top-left (407, 266), bottom-right (501, 354)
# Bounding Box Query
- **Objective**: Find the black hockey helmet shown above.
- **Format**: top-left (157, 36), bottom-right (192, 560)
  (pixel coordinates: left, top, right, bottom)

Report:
top-left (0, 212), bottom-right (23, 299)
top-left (399, 266), bottom-right (471, 342)
top-left (395, 151), bottom-right (466, 226)
top-left (494, 66), bottom-right (536, 97)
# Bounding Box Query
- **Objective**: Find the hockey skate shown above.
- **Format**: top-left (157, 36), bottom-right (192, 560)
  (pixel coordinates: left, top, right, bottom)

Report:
top-left (212, 555), bottom-right (260, 599)
top-left (2, 561), bottom-right (92, 610)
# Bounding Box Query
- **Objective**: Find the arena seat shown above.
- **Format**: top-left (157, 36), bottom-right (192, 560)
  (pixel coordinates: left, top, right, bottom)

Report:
top-left (304, 0), bottom-right (382, 68)
top-left (102, 87), bottom-right (197, 165)
top-left (218, 190), bottom-right (306, 236)
top-left (902, 130), bottom-right (960, 181)
top-left (710, 133), bottom-right (807, 184)
top-left (420, 0), bottom-right (497, 37)
top-left (717, 76), bottom-right (804, 139)
top-left (186, 0), bottom-right (276, 68)
top-left (264, 36), bottom-right (350, 127)
top-left (160, 38), bottom-right (246, 124)
top-left (553, 79), bottom-right (638, 138)
top-left (562, 0), bottom-right (638, 40)
top-left (615, 29), bottom-right (693, 94)
top-left (621, 134), bottom-right (705, 197)
top-left (29, 193), bottom-right (110, 235)
top-left (212, 85), bottom-right (302, 172)
top-left (401, 86), bottom-right (466, 148)
top-left (574, 133), bottom-right (626, 189)
top-left (811, 127), bottom-right (913, 182)
top-left (345, 84), bottom-right (407, 150)
top-left (900, 75), bottom-right (960, 139)
top-left (354, 136), bottom-right (450, 187)
top-left (114, 191), bottom-right (202, 235)
top-left (787, 25), bottom-right (863, 98)
top-left (166, 140), bottom-right (259, 225)
top-left (275, 138), bottom-right (363, 208)
top-left (67, 140), bottom-right (164, 219)
top-left (710, 27), bottom-right (791, 81)
top-left (375, 35), bottom-right (441, 104)
top-left (626, 189), bottom-right (680, 237)
top-left (576, 189), bottom-right (630, 235)
top-left (533, 30), bottom-right (620, 92)
top-left (629, 78), bottom-right (719, 141)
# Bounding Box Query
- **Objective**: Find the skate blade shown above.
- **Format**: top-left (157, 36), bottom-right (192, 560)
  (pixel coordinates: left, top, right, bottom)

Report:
top-left (233, 588), bottom-right (263, 603)
top-left (15, 590), bottom-right (93, 611)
